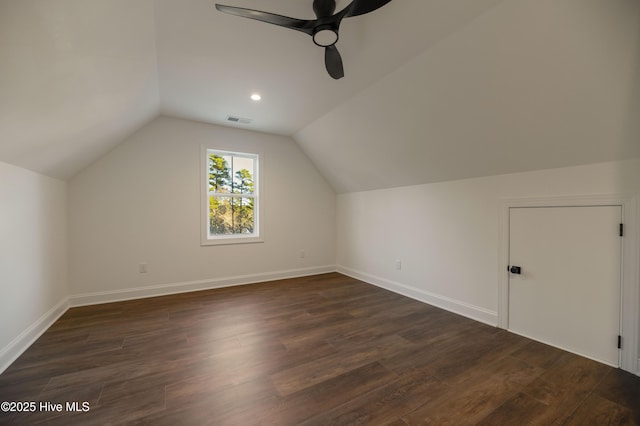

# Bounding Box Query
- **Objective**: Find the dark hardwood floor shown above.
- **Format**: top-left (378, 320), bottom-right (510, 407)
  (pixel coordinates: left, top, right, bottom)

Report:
top-left (1, 273), bottom-right (639, 425)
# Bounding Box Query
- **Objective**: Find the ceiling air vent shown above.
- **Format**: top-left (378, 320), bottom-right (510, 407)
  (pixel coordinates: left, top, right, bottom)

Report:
top-left (226, 115), bottom-right (252, 124)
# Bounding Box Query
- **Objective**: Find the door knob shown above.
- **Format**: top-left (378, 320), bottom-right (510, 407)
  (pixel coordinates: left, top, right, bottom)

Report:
top-left (509, 266), bottom-right (522, 275)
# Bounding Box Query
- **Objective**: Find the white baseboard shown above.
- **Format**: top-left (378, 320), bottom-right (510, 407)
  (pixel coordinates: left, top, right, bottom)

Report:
top-left (0, 298), bottom-right (69, 375)
top-left (69, 265), bottom-right (337, 307)
top-left (337, 265), bottom-right (498, 327)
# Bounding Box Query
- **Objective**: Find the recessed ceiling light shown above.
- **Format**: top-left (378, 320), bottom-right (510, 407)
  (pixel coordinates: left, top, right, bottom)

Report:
top-left (250, 93), bottom-right (261, 101)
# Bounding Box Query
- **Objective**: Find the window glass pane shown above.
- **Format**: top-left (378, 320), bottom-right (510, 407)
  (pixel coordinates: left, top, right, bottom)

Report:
top-left (209, 196), bottom-right (255, 236)
top-left (209, 195), bottom-right (230, 235)
top-left (208, 153), bottom-right (232, 193)
top-left (231, 197), bottom-right (255, 234)
top-left (232, 156), bottom-right (255, 195)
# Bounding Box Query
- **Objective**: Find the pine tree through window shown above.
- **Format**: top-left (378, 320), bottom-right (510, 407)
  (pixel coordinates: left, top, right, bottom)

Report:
top-left (203, 149), bottom-right (260, 244)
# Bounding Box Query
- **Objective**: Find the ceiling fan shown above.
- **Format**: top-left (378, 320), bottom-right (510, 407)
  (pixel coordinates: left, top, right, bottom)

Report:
top-left (215, 0), bottom-right (394, 80)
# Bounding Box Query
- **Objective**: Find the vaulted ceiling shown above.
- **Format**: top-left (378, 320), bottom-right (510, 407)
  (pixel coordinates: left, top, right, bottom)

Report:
top-left (1, 0), bottom-right (639, 192)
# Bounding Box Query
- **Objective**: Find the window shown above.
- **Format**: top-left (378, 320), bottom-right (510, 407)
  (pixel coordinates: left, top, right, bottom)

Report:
top-left (202, 148), bottom-right (262, 245)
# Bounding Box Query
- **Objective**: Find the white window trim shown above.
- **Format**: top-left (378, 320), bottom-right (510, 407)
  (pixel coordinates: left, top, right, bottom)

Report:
top-left (201, 146), bottom-right (264, 246)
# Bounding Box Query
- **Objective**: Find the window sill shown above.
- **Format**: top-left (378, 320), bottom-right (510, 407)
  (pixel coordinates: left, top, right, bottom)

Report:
top-left (201, 236), bottom-right (264, 246)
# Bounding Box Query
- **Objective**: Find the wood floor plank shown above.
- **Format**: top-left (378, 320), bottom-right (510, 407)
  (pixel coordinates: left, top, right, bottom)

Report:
top-left (524, 352), bottom-right (611, 406)
top-left (299, 368), bottom-right (447, 426)
top-left (594, 368), bottom-right (640, 421)
top-left (1, 272), bottom-right (639, 425)
top-left (475, 392), bottom-right (551, 426)
top-left (518, 352), bottom-right (614, 425)
top-left (214, 361), bottom-right (398, 426)
top-left (563, 394), bottom-right (638, 426)
top-left (401, 356), bottom-right (546, 425)
top-left (511, 339), bottom-right (567, 370)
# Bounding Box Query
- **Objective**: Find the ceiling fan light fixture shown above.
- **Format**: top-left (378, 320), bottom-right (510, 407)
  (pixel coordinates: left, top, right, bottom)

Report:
top-left (312, 25), bottom-right (339, 47)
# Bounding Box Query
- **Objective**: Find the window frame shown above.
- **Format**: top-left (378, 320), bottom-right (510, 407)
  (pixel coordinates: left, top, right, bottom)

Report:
top-left (201, 146), bottom-right (263, 246)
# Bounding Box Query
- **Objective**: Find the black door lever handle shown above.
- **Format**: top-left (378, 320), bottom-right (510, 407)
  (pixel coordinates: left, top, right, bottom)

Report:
top-left (509, 266), bottom-right (522, 275)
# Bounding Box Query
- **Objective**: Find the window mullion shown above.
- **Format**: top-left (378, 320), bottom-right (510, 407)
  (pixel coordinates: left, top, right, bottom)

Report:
top-left (209, 193), bottom-right (254, 198)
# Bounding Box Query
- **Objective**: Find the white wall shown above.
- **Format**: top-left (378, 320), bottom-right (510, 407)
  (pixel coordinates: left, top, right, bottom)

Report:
top-left (68, 116), bottom-right (336, 303)
top-left (0, 161), bottom-right (68, 372)
top-left (336, 159), bottom-right (640, 372)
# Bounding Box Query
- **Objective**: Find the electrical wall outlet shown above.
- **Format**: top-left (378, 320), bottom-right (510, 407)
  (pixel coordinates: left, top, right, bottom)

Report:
top-left (299, 250), bottom-right (306, 259)
top-left (139, 263), bottom-right (148, 273)
top-left (395, 259), bottom-right (402, 270)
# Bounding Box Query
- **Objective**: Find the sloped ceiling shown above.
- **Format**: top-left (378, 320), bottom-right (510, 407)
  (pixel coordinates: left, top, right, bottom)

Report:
top-left (0, 0), bottom-right (159, 179)
top-left (1, 0), bottom-right (639, 191)
top-left (296, 0), bottom-right (640, 192)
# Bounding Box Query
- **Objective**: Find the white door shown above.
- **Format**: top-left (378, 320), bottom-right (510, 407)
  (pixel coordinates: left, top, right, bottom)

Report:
top-left (508, 206), bottom-right (622, 366)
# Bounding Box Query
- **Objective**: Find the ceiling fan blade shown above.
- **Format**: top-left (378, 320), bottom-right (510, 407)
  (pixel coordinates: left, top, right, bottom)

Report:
top-left (344, 0), bottom-right (393, 18)
top-left (215, 4), bottom-right (315, 35)
top-left (325, 45), bottom-right (344, 79)
top-left (313, 0), bottom-right (336, 18)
